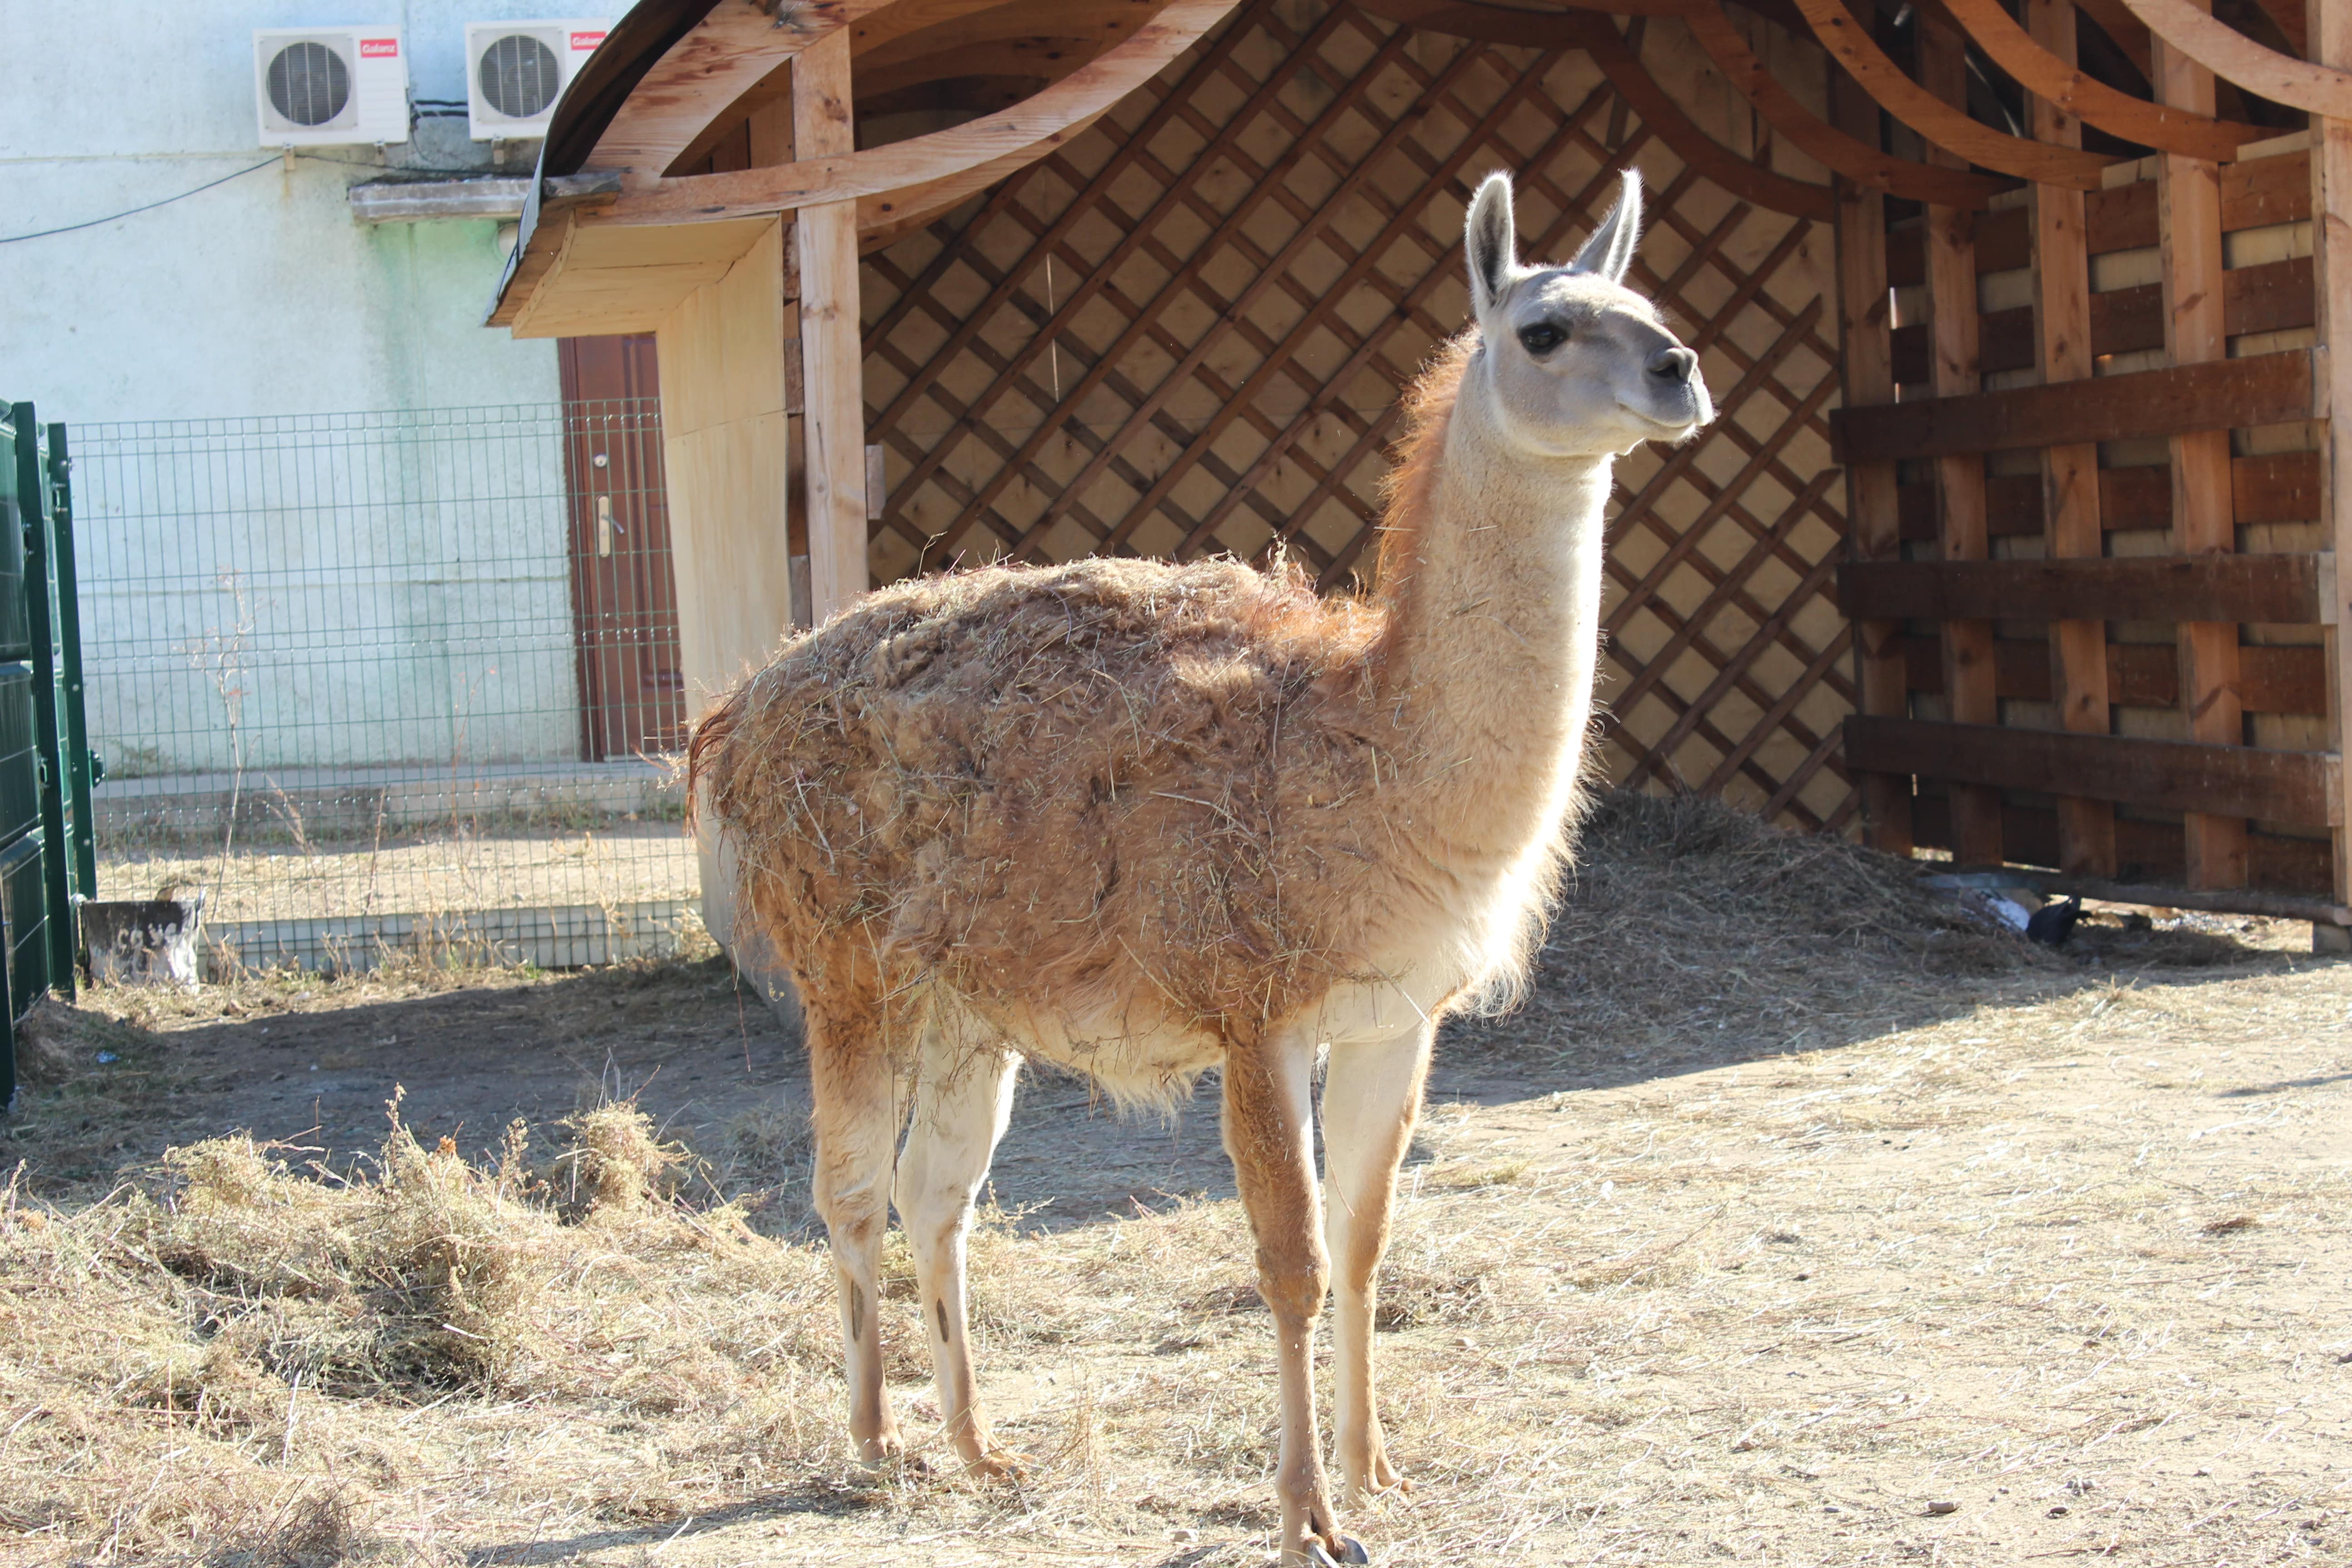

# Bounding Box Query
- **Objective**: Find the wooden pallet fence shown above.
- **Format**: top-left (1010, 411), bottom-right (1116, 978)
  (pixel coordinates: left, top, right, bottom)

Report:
top-left (1832, 67), bottom-right (2342, 910)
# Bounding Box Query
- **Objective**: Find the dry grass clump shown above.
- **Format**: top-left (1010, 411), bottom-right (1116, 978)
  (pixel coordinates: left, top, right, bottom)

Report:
top-left (1509, 789), bottom-right (2056, 1058)
top-left (553, 1101), bottom-right (687, 1218)
top-left (0, 1102), bottom-right (853, 1561)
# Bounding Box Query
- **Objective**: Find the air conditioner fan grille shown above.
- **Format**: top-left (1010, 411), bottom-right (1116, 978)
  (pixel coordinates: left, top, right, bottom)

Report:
top-left (480, 34), bottom-right (561, 121)
top-left (267, 41), bottom-right (351, 128)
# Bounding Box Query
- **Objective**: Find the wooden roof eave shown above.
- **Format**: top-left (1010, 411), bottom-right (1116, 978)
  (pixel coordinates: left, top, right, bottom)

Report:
top-left (489, 0), bottom-right (1232, 333)
top-left (588, 1), bottom-right (897, 192)
top-left (587, 0), bottom-right (1235, 227)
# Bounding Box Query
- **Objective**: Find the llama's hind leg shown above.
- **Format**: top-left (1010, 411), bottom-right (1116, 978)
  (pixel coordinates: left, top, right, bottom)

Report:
top-left (895, 1027), bottom-right (1023, 1478)
top-left (806, 989), bottom-right (906, 1464)
top-left (1322, 1019), bottom-right (1433, 1506)
top-left (1222, 1026), bottom-right (1362, 1566)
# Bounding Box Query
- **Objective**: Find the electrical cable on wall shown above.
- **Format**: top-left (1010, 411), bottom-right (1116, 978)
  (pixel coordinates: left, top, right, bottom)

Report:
top-left (0, 151), bottom-right (525, 245)
top-left (0, 158), bottom-right (280, 245)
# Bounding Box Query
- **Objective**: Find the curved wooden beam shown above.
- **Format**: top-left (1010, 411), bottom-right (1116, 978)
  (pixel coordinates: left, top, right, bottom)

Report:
top-left (1940, 0), bottom-right (2264, 158)
top-left (595, 0), bottom-right (1237, 226)
top-left (1568, 12), bottom-right (1837, 218)
top-left (1792, 0), bottom-right (2121, 188)
top-left (858, 0), bottom-right (1165, 67)
top-left (2119, 0), bottom-right (2352, 116)
top-left (856, 136), bottom-right (1066, 246)
top-left (1683, 6), bottom-right (2005, 206)
top-left (1354, 0), bottom-right (1710, 25)
top-left (859, 36), bottom-right (1112, 97)
top-left (2074, 0), bottom-right (2156, 78)
top-left (588, 0), bottom-right (898, 190)
top-left (1350, 0), bottom-right (1836, 217)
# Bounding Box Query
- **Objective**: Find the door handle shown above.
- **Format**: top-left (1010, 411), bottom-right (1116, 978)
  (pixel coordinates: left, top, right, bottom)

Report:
top-left (597, 494), bottom-right (614, 558)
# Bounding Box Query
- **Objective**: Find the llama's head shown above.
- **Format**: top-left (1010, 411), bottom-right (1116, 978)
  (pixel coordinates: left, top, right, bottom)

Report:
top-left (1463, 169), bottom-right (1714, 457)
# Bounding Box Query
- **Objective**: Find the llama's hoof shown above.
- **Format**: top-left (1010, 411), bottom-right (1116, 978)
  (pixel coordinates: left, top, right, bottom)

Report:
top-left (971, 1446), bottom-right (1037, 1485)
top-left (1307, 1538), bottom-right (1370, 1566)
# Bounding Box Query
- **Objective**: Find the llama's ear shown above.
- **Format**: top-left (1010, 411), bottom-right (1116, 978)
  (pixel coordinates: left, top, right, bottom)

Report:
top-left (1465, 172), bottom-right (1517, 316)
top-left (1570, 168), bottom-right (1642, 284)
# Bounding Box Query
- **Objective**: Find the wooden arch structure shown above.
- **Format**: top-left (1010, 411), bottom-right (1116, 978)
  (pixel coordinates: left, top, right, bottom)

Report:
top-left (491, 0), bottom-right (2352, 939)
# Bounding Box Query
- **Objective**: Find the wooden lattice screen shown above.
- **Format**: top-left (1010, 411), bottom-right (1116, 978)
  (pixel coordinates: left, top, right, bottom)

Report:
top-left (854, 0), bottom-right (1856, 832)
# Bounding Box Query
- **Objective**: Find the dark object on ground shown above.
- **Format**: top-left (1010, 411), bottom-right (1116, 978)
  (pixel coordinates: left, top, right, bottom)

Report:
top-left (81, 895), bottom-right (205, 987)
top-left (2027, 896), bottom-right (2082, 946)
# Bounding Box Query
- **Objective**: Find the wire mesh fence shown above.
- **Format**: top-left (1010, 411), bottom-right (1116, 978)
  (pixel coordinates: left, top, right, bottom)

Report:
top-left (69, 401), bottom-right (701, 974)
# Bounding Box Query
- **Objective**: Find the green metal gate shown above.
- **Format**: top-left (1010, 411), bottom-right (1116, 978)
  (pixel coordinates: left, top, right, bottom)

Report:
top-left (0, 401), bottom-right (96, 1108)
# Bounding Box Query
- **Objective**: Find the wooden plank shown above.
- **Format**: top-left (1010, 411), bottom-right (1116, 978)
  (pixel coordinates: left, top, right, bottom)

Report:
top-left (2027, 0), bottom-right (2117, 876)
top-left (600, 0), bottom-right (1233, 225)
top-left (795, 30), bottom-right (867, 624)
top-left (1898, 451), bottom-right (2321, 535)
top-left (2078, 0), bottom-right (2159, 74)
top-left (1833, 28), bottom-right (1913, 854)
top-left (1918, 796), bottom-right (2337, 896)
top-left (2306, 0), bottom-right (2352, 911)
top-left (653, 220), bottom-right (795, 703)
top-left (1945, 0), bottom-right (2267, 159)
top-left (2316, 0), bottom-right (2352, 908)
top-left (1988, 870), bottom-right (2348, 921)
top-left (1884, 154), bottom-right (2313, 281)
top-left (1840, 554), bottom-right (2331, 622)
top-left (1897, 635), bottom-right (2328, 712)
top-left (1890, 257), bottom-right (2315, 379)
top-left (1794, 0), bottom-right (2122, 186)
top-left (1684, 5), bottom-right (2003, 207)
top-left (587, 3), bottom-right (885, 189)
top-left (1916, 16), bottom-right (2002, 865)
top-left (1832, 348), bottom-right (2321, 461)
top-left (2156, 14), bottom-right (2250, 888)
top-left (1844, 715), bottom-right (2344, 824)
top-left (2122, 0), bottom-right (2352, 114)
top-left (1568, 12), bottom-right (1837, 220)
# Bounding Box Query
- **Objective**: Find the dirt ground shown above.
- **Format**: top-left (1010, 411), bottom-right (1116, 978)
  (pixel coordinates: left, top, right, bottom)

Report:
top-left (3, 796), bottom-right (2347, 1566)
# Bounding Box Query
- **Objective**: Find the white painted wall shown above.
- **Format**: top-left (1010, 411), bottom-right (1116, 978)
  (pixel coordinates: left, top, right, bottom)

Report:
top-left (0, 2), bottom-right (622, 774)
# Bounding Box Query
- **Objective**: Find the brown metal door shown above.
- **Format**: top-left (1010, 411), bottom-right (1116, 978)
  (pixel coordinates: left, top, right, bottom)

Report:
top-left (560, 335), bottom-right (686, 761)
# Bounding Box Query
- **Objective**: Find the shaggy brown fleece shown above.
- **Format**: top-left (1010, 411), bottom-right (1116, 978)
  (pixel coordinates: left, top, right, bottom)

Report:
top-left (691, 552), bottom-right (1422, 1070)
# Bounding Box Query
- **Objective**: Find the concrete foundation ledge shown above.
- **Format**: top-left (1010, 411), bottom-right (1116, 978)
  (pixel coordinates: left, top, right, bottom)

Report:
top-left (196, 898), bottom-right (702, 978)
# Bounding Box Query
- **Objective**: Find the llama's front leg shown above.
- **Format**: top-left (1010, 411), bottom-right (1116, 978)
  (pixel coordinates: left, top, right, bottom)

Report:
top-left (895, 1037), bottom-right (1024, 1478)
top-left (807, 996), bottom-right (906, 1464)
top-left (1222, 1032), bottom-right (1363, 1567)
top-left (1323, 1022), bottom-right (1433, 1506)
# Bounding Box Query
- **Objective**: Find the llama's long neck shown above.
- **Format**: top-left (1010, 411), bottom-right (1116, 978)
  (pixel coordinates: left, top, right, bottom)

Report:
top-left (1372, 361), bottom-right (1614, 865)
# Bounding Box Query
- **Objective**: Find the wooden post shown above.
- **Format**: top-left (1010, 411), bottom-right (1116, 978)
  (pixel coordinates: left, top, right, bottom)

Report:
top-left (1829, 53), bottom-right (1911, 853)
top-left (2313, 0), bottom-right (2352, 930)
top-left (1918, 16), bottom-right (2001, 866)
top-left (794, 29), bottom-right (867, 624)
top-left (2026, 0), bottom-right (2118, 877)
top-left (2155, 8), bottom-right (2249, 888)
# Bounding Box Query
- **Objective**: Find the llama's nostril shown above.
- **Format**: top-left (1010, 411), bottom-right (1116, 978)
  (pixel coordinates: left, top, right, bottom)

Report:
top-left (1648, 346), bottom-right (1697, 383)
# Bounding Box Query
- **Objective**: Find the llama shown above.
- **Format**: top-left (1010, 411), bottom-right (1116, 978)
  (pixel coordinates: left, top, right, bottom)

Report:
top-left (690, 169), bottom-right (1711, 1565)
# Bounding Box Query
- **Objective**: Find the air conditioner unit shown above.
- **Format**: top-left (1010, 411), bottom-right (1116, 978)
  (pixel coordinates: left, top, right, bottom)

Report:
top-left (253, 28), bottom-right (410, 147)
top-left (464, 20), bottom-right (609, 141)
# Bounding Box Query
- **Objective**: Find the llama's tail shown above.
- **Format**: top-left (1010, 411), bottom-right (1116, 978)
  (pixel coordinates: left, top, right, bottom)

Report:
top-left (683, 679), bottom-right (751, 834)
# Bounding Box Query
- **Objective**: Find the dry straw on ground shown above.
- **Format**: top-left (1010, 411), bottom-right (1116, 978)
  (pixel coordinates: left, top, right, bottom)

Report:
top-left (1, 791), bottom-right (2344, 1566)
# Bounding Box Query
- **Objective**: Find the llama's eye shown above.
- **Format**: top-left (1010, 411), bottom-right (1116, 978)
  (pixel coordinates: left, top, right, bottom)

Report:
top-left (1518, 322), bottom-right (1567, 354)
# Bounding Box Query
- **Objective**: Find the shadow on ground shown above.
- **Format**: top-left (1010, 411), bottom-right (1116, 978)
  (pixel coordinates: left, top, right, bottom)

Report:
top-left (6, 793), bottom-right (2322, 1229)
